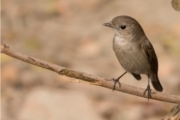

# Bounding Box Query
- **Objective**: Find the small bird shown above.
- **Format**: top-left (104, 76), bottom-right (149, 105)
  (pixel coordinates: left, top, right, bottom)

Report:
top-left (103, 15), bottom-right (163, 99)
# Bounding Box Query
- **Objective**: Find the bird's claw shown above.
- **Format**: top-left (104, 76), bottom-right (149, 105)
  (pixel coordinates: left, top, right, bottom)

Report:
top-left (143, 85), bottom-right (152, 100)
top-left (111, 77), bottom-right (121, 91)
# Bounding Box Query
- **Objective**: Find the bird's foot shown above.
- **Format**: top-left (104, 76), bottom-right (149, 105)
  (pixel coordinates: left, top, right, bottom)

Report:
top-left (143, 85), bottom-right (152, 100)
top-left (111, 77), bottom-right (121, 91)
top-left (109, 72), bottom-right (127, 91)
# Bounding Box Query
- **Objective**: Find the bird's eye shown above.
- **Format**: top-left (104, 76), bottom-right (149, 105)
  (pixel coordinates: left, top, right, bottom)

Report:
top-left (120, 25), bottom-right (126, 30)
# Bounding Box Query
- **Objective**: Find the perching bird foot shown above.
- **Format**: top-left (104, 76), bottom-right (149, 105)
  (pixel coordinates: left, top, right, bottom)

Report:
top-left (143, 85), bottom-right (152, 100)
top-left (111, 71), bottom-right (127, 90)
top-left (111, 77), bottom-right (121, 90)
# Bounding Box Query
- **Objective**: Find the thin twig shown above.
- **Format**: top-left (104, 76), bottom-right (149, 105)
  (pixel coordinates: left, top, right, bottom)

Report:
top-left (1, 42), bottom-right (180, 103)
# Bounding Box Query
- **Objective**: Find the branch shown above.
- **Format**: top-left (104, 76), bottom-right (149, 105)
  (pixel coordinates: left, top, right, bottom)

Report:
top-left (1, 42), bottom-right (180, 103)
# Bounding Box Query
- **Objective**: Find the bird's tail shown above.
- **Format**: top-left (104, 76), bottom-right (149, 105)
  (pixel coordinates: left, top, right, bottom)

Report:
top-left (150, 73), bottom-right (163, 92)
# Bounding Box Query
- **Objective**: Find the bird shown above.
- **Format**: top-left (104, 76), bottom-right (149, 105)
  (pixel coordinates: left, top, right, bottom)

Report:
top-left (103, 15), bottom-right (163, 99)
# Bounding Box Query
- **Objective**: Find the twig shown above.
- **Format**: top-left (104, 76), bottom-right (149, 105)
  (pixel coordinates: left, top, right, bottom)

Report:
top-left (1, 42), bottom-right (180, 103)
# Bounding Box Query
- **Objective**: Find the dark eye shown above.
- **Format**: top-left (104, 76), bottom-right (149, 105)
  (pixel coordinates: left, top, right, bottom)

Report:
top-left (120, 25), bottom-right (126, 30)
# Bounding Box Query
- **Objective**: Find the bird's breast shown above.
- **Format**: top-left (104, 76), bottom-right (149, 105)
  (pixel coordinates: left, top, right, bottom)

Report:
top-left (113, 35), bottom-right (151, 74)
top-left (113, 35), bottom-right (132, 52)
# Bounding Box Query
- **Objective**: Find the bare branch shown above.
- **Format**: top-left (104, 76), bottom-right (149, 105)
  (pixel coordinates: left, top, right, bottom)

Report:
top-left (1, 42), bottom-right (180, 103)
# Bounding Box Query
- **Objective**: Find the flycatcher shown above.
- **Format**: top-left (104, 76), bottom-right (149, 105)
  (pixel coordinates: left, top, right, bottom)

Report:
top-left (103, 15), bottom-right (163, 99)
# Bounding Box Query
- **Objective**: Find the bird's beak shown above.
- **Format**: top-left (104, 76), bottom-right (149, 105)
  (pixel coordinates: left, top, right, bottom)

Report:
top-left (103, 22), bottom-right (113, 28)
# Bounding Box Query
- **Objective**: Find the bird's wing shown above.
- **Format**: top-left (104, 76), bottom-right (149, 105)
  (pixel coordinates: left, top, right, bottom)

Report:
top-left (141, 40), bottom-right (158, 73)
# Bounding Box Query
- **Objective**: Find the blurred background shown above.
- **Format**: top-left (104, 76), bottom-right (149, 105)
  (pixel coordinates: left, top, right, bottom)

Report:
top-left (1, 0), bottom-right (180, 120)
